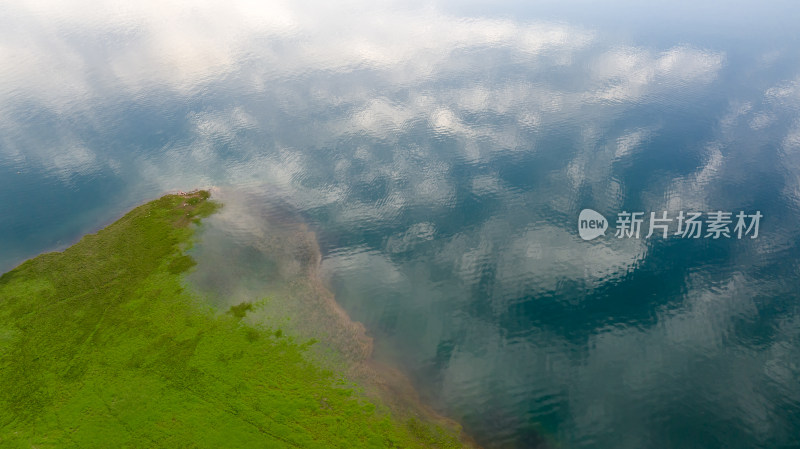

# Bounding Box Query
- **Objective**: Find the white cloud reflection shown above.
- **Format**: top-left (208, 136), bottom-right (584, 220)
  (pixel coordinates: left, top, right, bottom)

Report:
top-left (0, 0), bottom-right (595, 104)
top-left (0, 0), bottom-right (729, 194)
top-left (589, 46), bottom-right (724, 103)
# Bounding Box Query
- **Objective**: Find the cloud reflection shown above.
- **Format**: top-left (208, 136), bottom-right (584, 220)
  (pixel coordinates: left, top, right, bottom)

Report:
top-left (4, 1), bottom-right (800, 448)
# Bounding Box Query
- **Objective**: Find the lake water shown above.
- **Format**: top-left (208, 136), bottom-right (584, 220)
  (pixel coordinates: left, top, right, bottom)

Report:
top-left (2, 1), bottom-right (800, 447)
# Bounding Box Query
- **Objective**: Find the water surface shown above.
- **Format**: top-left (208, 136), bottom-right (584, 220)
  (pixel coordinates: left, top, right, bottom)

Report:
top-left (2, 1), bottom-right (800, 447)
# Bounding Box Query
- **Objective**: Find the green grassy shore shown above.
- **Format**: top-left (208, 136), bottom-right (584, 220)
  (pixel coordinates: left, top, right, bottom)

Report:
top-left (0, 191), bottom-right (464, 448)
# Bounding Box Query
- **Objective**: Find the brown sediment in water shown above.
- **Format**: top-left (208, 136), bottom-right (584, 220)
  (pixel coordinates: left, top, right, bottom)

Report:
top-left (282, 224), bottom-right (482, 448)
top-left (193, 187), bottom-right (482, 448)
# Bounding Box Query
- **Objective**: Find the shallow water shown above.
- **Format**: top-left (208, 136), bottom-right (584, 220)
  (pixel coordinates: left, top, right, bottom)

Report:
top-left (2, 1), bottom-right (800, 447)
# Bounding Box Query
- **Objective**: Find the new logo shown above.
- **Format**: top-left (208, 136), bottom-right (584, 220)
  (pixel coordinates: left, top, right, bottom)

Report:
top-left (578, 209), bottom-right (608, 241)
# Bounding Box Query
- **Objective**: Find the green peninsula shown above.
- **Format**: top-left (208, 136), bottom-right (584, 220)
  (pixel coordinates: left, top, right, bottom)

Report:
top-left (0, 191), bottom-right (464, 448)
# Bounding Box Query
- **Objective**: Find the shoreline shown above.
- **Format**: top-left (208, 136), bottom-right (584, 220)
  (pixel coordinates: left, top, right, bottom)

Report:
top-left (0, 187), bottom-right (217, 276)
top-left (0, 190), bottom-right (469, 447)
top-left (189, 186), bottom-right (483, 448)
top-left (302, 227), bottom-right (482, 449)
top-left (1, 186), bottom-right (483, 447)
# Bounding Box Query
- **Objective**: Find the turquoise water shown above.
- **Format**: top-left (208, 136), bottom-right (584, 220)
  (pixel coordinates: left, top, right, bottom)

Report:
top-left (2, 1), bottom-right (800, 447)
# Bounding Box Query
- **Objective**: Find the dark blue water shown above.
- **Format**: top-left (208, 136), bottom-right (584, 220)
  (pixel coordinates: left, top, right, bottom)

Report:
top-left (2, 1), bottom-right (800, 447)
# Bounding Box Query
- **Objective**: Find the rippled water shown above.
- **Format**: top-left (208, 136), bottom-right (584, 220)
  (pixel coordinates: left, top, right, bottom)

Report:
top-left (3, 1), bottom-right (800, 447)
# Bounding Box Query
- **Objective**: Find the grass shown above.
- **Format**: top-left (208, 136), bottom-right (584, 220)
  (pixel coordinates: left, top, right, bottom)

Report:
top-left (0, 191), bottom-right (464, 448)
